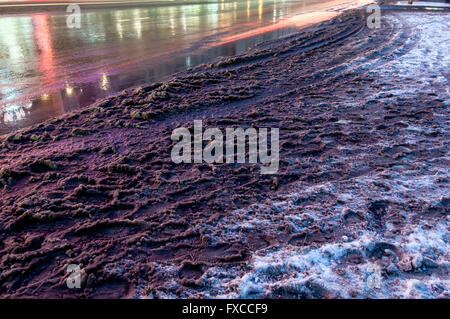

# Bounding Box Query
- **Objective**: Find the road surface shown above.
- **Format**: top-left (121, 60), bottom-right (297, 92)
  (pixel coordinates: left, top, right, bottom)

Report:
top-left (0, 0), bottom-right (370, 133)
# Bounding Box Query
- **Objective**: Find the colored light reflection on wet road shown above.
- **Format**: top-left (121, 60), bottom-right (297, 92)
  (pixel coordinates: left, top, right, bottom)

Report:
top-left (0, 0), bottom-right (369, 134)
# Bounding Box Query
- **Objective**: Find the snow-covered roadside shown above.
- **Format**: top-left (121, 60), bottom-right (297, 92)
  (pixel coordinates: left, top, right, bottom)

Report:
top-left (145, 166), bottom-right (448, 298)
top-left (225, 220), bottom-right (448, 298)
top-left (140, 12), bottom-right (449, 299)
top-left (214, 12), bottom-right (450, 299)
